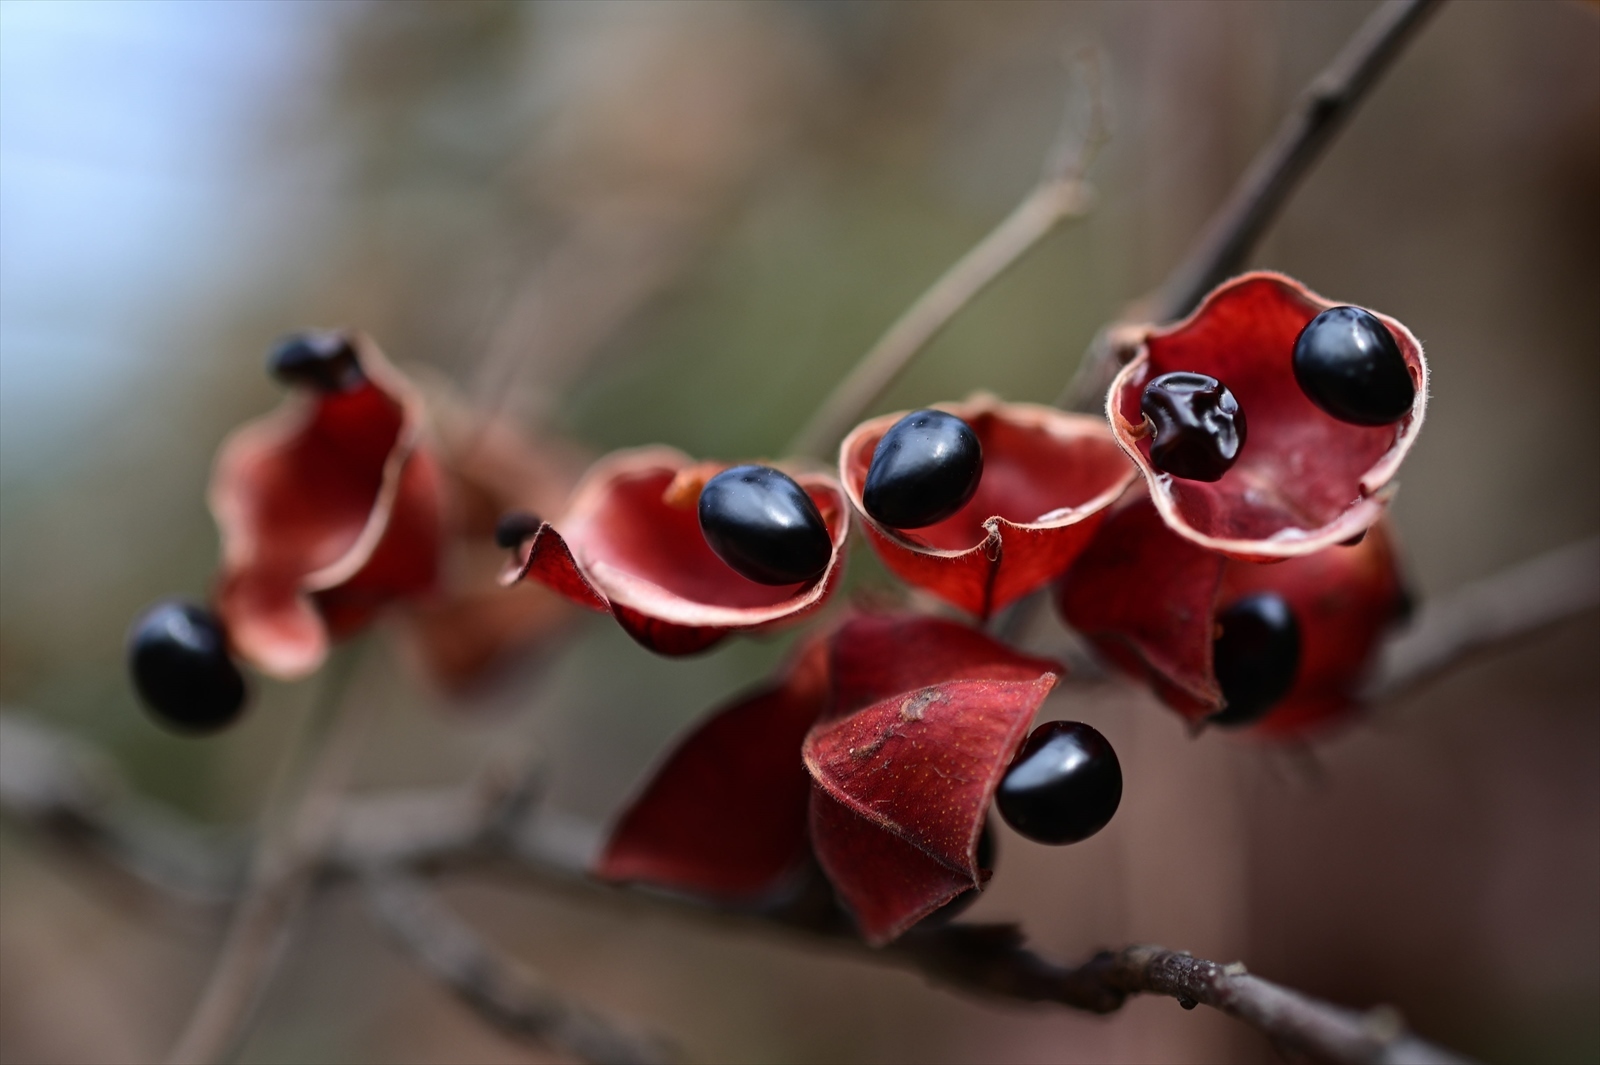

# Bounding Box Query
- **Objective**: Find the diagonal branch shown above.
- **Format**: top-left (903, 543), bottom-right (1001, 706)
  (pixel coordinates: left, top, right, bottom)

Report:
top-left (165, 644), bottom-right (374, 1065)
top-left (1060, 0), bottom-right (1447, 411)
top-left (786, 51), bottom-right (1109, 460)
top-left (362, 866), bottom-right (676, 1065)
top-left (1367, 536), bottom-right (1600, 700)
top-left (10, 530), bottom-right (1595, 1065)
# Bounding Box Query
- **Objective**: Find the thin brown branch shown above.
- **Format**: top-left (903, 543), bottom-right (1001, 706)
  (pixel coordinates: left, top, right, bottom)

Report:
top-left (888, 932), bottom-right (1469, 1065)
top-left (1059, 0), bottom-right (1446, 411)
top-left (0, 712), bottom-right (1482, 1065)
top-left (1367, 536), bottom-right (1600, 700)
top-left (14, 528), bottom-right (1594, 1065)
top-left (786, 52), bottom-right (1108, 460)
top-left (362, 866), bottom-right (676, 1065)
top-left (166, 644), bottom-right (375, 1065)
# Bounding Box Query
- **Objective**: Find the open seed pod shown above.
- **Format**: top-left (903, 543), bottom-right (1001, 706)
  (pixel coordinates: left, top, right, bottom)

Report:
top-left (595, 613), bottom-right (1062, 945)
top-left (401, 390), bottom-right (588, 693)
top-left (210, 334), bottom-right (444, 679)
top-left (595, 630), bottom-right (831, 901)
top-left (502, 447), bottom-right (849, 656)
top-left (1108, 272), bottom-right (1427, 562)
top-left (840, 397), bottom-right (1135, 619)
top-left (1057, 491), bottom-right (1409, 738)
top-left (802, 615), bottom-right (1060, 944)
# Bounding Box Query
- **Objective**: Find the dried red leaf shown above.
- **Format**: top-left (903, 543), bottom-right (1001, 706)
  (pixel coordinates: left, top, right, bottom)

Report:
top-left (210, 336), bottom-right (443, 679)
top-left (1108, 272), bottom-right (1427, 561)
top-left (595, 632), bottom-right (831, 901)
top-left (804, 616), bottom-right (1060, 944)
top-left (592, 613), bottom-right (1060, 943)
top-left (1221, 521), bottom-right (1406, 738)
top-left (402, 395), bottom-right (589, 692)
top-left (808, 788), bottom-right (974, 942)
top-left (840, 398), bottom-right (1135, 619)
top-left (503, 447), bottom-right (849, 656)
top-left (1057, 490), bottom-right (1407, 737)
top-left (1056, 493), bottom-right (1226, 713)
top-left (825, 611), bottom-right (1063, 722)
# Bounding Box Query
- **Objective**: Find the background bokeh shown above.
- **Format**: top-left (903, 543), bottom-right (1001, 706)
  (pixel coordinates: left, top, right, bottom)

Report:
top-left (1, 1), bottom-right (1596, 1062)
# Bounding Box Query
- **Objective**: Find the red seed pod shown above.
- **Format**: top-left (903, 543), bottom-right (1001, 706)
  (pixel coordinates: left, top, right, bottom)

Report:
top-left (502, 447), bottom-right (849, 656)
top-left (1218, 520), bottom-right (1406, 738)
top-left (809, 615), bottom-right (1060, 944)
top-left (1107, 273), bottom-right (1427, 562)
top-left (840, 397), bottom-right (1135, 619)
top-left (210, 334), bottom-right (444, 679)
top-left (804, 669), bottom-right (1058, 944)
top-left (594, 613), bottom-right (1063, 944)
top-left (595, 631), bottom-right (831, 901)
top-left (1056, 490), bottom-right (1408, 737)
top-left (399, 396), bottom-right (588, 694)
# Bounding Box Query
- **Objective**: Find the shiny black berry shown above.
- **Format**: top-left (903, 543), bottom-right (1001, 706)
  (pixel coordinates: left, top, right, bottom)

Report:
top-left (698, 465), bottom-right (832, 585)
top-left (494, 510), bottom-right (542, 549)
top-left (1210, 592), bottom-right (1301, 727)
top-left (267, 330), bottom-right (364, 392)
top-left (1140, 372), bottom-right (1246, 482)
top-left (996, 721), bottom-right (1121, 845)
top-left (862, 410), bottom-right (983, 530)
top-left (920, 820), bottom-right (998, 925)
top-left (127, 600), bottom-right (247, 734)
top-left (1292, 306), bottom-right (1413, 426)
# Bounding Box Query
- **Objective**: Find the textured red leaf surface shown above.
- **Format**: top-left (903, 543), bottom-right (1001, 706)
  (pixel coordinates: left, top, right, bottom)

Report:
top-left (840, 398), bottom-right (1135, 619)
top-left (593, 613), bottom-right (1061, 943)
top-left (1057, 490), bottom-right (1408, 737)
top-left (1057, 493), bottom-right (1226, 713)
top-left (825, 611), bottom-right (1063, 722)
top-left (210, 335), bottom-right (443, 679)
top-left (402, 398), bottom-right (586, 693)
top-left (504, 447), bottom-right (849, 656)
top-left (804, 616), bottom-right (1060, 944)
top-left (808, 789), bottom-right (974, 944)
top-left (1108, 272), bottom-right (1428, 562)
top-left (596, 633), bottom-right (830, 900)
top-left (1222, 520), bottom-right (1407, 737)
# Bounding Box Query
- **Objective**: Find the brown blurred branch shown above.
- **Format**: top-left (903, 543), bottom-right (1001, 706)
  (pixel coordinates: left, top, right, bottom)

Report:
top-left (166, 645), bottom-right (374, 1065)
top-left (362, 867), bottom-right (676, 1065)
top-left (1368, 536), bottom-right (1600, 700)
top-left (787, 52), bottom-right (1108, 460)
top-left (1060, 0), bottom-right (1447, 411)
top-left (11, 531), bottom-right (1595, 1065)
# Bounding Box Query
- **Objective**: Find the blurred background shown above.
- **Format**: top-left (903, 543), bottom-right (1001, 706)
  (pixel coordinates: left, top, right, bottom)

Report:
top-left (1, 1), bottom-right (1596, 1062)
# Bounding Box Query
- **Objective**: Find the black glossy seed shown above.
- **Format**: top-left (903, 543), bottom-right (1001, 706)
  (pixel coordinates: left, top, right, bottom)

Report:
top-left (1210, 592), bottom-right (1301, 727)
top-left (267, 330), bottom-right (364, 392)
top-left (920, 820), bottom-right (998, 925)
top-left (698, 465), bottom-right (832, 585)
top-left (862, 410), bottom-right (983, 530)
top-left (1140, 372), bottom-right (1246, 482)
top-left (127, 600), bottom-right (247, 734)
top-left (996, 721), bottom-right (1121, 845)
top-left (1393, 583), bottom-right (1419, 628)
top-left (1292, 306), bottom-right (1414, 426)
top-left (494, 510), bottom-right (542, 549)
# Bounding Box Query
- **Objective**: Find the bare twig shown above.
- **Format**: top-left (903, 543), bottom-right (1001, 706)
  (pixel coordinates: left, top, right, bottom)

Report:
top-left (0, 713), bottom-right (240, 905)
top-left (888, 933), bottom-right (1468, 1065)
top-left (11, 531), bottom-right (1596, 1065)
top-left (340, 811), bottom-right (1472, 1064)
top-left (1367, 536), bottom-right (1600, 700)
top-left (786, 52), bottom-right (1109, 460)
top-left (166, 645), bottom-right (374, 1065)
top-left (0, 726), bottom-right (1476, 1065)
top-left (363, 867), bottom-right (676, 1065)
top-left (1059, 0), bottom-right (1446, 411)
